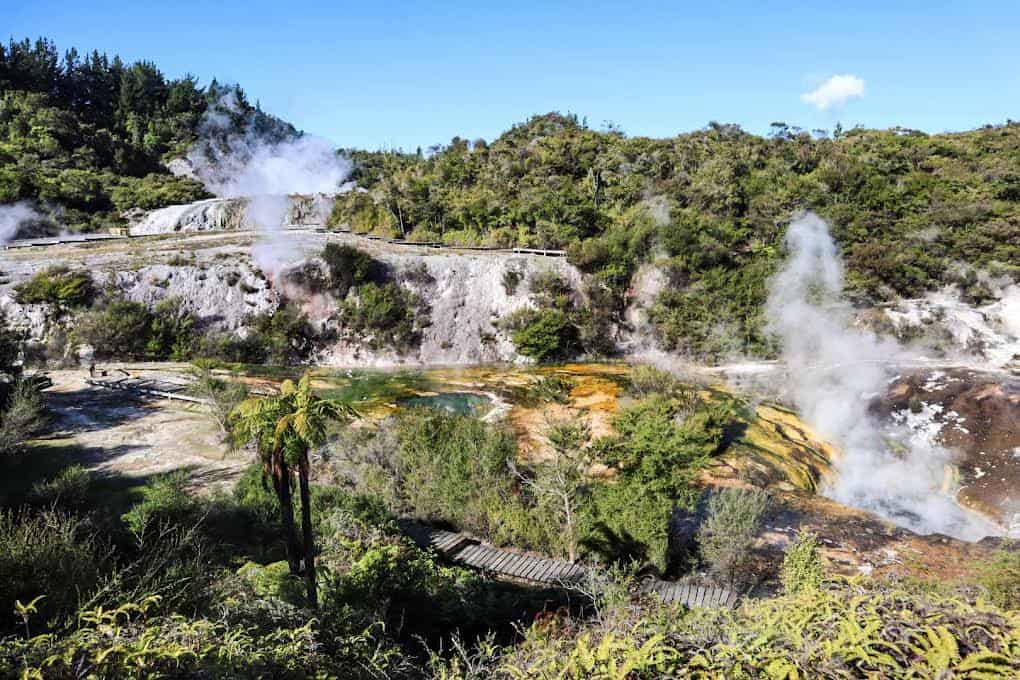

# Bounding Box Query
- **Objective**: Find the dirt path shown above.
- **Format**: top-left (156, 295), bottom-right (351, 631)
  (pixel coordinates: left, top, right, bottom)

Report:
top-left (41, 369), bottom-right (251, 492)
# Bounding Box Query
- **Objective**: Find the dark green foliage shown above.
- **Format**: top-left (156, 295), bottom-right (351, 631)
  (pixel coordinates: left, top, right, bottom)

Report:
top-left (321, 242), bottom-right (383, 297)
top-left (0, 310), bottom-right (22, 375)
top-left (393, 410), bottom-right (516, 535)
top-left (341, 282), bottom-right (424, 352)
top-left (582, 394), bottom-right (736, 573)
top-left (332, 115), bottom-right (1020, 358)
top-left (13, 266), bottom-right (94, 308)
top-left (504, 308), bottom-right (579, 363)
top-left (501, 268), bottom-right (522, 295)
top-left (73, 298), bottom-right (154, 359)
top-left (0, 380), bottom-right (47, 455)
top-left (205, 304), bottom-right (315, 365)
top-left (0, 509), bottom-right (108, 631)
top-left (121, 471), bottom-right (200, 535)
top-left (73, 296), bottom-right (197, 361)
top-left (146, 297), bottom-right (196, 360)
top-left (0, 38), bottom-right (213, 230)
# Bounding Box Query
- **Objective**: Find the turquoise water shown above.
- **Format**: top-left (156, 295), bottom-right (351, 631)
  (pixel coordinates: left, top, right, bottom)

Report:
top-left (396, 391), bottom-right (491, 416)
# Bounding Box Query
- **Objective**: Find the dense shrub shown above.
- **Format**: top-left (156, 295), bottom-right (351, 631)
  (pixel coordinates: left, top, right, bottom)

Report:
top-left (503, 308), bottom-right (579, 362)
top-left (781, 529), bottom-right (825, 595)
top-left (73, 298), bottom-right (154, 359)
top-left (13, 266), bottom-right (94, 308)
top-left (203, 304), bottom-right (316, 364)
top-left (341, 282), bottom-right (424, 352)
top-left (0, 310), bottom-right (23, 375)
top-left (698, 487), bottom-right (771, 587)
top-left (393, 411), bottom-right (516, 535)
top-left (0, 509), bottom-right (108, 633)
top-left (321, 242), bottom-right (384, 297)
top-left (27, 465), bottom-right (92, 511)
top-left (0, 380), bottom-right (46, 455)
top-left (121, 471), bottom-right (200, 536)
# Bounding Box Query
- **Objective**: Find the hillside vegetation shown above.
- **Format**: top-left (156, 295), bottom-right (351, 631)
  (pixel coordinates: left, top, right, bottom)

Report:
top-left (0, 37), bottom-right (296, 233)
top-left (338, 114), bottom-right (1020, 356)
top-left (6, 38), bottom-right (1019, 358)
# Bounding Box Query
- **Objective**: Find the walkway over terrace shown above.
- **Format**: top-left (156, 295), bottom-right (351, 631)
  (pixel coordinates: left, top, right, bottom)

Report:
top-left (407, 527), bottom-right (740, 609)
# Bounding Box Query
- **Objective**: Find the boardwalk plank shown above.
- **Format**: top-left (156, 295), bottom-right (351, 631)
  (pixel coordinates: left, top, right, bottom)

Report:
top-left (519, 557), bottom-right (544, 581)
top-left (522, 558), bottom-right (545, 581)
top-left (503, 555), bottom-right (528, 577)
top-left (531, 559), bottom-right (556, 582)
top-left (487, 551), bottom-right (513, 573)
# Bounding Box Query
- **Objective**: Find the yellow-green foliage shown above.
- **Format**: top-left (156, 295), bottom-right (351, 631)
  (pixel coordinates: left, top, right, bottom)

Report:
top-left (977, 543), bottom-right (1020, 610)
top-left (781, 530), bottom-right (824, 595)
top-left (0, 595), bottom-right (380, 678)
top-left (490, 581), bottom-right (1020, 679)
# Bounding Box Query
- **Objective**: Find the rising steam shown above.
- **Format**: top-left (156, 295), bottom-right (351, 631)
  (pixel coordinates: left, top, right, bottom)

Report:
top-left (0, 202), bottom-right (44, 244)
top-left (185, 89), bottom-right (351, 277)
top-left (767, 213), bottom-right (999, 540)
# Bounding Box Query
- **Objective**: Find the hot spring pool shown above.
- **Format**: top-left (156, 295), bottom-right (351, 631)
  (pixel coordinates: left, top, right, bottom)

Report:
top-left (396, 391), bottom-right (491, 416)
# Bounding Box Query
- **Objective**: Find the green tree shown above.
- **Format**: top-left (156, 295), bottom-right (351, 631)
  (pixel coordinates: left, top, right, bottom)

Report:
top-left (0, 310), bottom-right (23, 376)
top-left (231, 373), bottom-right (356, 607)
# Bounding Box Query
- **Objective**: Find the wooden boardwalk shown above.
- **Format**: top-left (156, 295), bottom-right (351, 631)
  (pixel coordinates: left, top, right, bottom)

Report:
top-left (411, 528), bottom-right (739, 609)
top-left (85, 376), bottom-right (210, 404)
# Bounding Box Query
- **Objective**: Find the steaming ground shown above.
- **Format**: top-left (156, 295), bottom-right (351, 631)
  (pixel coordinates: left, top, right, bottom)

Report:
top-left (177, 89), bottom-right (352, 279)
top-left (764, 213), bottom-right (1004, 541)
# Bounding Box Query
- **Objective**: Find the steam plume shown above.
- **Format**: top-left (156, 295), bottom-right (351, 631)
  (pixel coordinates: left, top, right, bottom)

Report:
top-left (185, 89), bottom-right (351, 276)
top-left (0, 202), bottom-right (44, 244)
top-left (766, 213), bottom-right (999, 540)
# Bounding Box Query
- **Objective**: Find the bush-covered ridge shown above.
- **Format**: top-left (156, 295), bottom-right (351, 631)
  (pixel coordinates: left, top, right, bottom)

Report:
top-left (0, 37), bottom-right (296, 232)
top-left (336, 114), bottom-right (1020, 356)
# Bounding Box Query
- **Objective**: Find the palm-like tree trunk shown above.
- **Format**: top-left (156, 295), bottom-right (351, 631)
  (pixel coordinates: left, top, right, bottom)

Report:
top-left (271, 454), bottom-right (302, 575)
top-left (297, 449), bottom-right (317, 608)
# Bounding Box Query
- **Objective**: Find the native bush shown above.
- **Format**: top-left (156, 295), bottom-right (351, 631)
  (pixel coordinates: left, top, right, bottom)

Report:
top-left (781, 529), bottom-right (825, 595)
top-left (0, 380), bottom-right (46, 455)
top-left (321, 242), bottom-right (384, 297)
top-left (976, 542), bottom-right (1020, 610)
top-left (12, 266), bottom-right (94, 308)
top-left (341, 282), bottom-right (423, 352)
top-left (121, 471), bottom-right (201, 536)
top-left (503, 308), bottom-right (579, 363)
top-left (698, 487), bottom-right (771, 587)
top-left (0, 509), bottom-right (108, 634)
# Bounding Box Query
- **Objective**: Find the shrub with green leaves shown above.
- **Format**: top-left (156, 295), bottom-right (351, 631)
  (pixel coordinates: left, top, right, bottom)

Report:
top-left (321, 242), bottom-right (384, 297)
top-left (503, 308), bottom-right (579, 363)
top-left (0, 509), bottom-right (107, 634)
top-left (697, 487), bottom-right (771, 587)
top-left (781, 529), bottom-right (824, 595)
top-left (13, 266), bottom-right (94, 308)
top-left (340, 282), bottom-right (424, 352)
top-left (0, 379), bottom-right (47, 455)
top-left (121, 471), bottom-right (200, 536)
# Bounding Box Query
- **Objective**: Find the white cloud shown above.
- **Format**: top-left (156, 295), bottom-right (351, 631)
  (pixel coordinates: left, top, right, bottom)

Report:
top-left (800, 74), bottom-right (865, 111)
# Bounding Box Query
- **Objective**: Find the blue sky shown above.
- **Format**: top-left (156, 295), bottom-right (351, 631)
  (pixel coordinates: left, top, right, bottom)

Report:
top-left (5, 1), bottom-right (1019, 150)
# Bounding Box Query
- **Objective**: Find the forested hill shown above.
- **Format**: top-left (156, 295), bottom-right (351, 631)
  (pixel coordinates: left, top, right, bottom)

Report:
top-left (3, 38), bottom-right (1018, 357)
top-left (335, 114), bottom-right (1019, 354)
top-left (0, 37), bottom-right (291, 232)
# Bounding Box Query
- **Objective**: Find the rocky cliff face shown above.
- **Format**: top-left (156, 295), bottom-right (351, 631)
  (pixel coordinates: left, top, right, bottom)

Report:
top-left (0, 230), bottom-right (581, 367)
